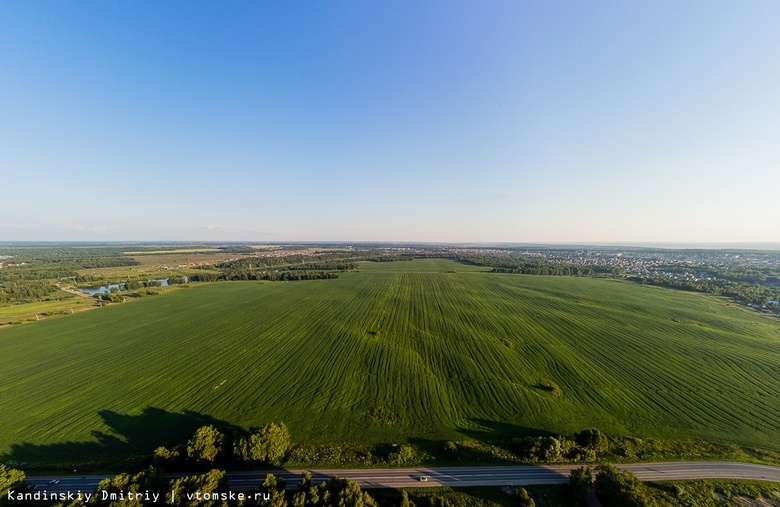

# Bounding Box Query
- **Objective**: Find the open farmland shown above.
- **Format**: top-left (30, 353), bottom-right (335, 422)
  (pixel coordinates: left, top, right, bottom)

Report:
top-left (1, 259), bottom-right (779, 464)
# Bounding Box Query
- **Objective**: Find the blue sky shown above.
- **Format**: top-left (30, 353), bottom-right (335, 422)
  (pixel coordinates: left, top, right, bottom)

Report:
top-left (1, 1), bottom-right (778, 243)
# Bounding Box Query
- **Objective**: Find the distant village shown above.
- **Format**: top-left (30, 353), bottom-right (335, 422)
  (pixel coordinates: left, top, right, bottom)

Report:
top-left (362, 245), bottom-right (780, 315)
top-left (0, 255), bottom-right (26, 269)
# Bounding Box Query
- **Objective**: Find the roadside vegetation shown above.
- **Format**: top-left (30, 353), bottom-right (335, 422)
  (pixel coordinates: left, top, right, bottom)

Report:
top-left (4, 460), bottom-right (778, 507)
top-left (4, 419), bottom-right (780, 505)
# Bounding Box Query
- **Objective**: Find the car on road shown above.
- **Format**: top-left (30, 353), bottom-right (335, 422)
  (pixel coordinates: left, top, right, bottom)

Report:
top-left (49, 479), bottom-right (60, 485)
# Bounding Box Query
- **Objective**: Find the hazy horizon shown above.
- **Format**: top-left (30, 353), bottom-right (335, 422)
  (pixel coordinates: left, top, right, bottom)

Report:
top-left (2, 2), bottom-right (778, 243)
top-left (2, 240), bottom-right (780, 252)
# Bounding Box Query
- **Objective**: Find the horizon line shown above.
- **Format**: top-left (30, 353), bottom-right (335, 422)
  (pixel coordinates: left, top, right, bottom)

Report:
top-left (2, 240), bottom-right (780, 251)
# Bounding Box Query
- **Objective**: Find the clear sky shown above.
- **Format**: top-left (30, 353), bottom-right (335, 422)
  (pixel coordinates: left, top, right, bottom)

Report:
top-left (1, 1), bottom-right (778, 243)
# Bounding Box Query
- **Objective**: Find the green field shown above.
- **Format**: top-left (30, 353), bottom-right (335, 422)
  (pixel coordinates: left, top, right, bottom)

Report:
top-left (2, 259), bottom-right (779, 463)
top-left (0, 292), bottom-right (94, 325)
top-left (357, 258), bottom-right (489, 273)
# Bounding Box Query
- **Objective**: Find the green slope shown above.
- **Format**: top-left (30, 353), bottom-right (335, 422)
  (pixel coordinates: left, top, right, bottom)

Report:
top-left (1, 259), bottom-right (779, 462)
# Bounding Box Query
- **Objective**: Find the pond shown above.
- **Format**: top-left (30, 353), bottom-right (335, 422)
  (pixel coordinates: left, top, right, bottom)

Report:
top-left (79, 277), bottom-right (189, 295)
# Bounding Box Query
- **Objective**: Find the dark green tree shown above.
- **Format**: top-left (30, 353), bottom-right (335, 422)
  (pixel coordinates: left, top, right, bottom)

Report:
top-left (442, 441), bottom-right (458, 460)
top-left (594, 465), bottom-right (657, 507)
top-left (234, 422), bottom-right (291, 466)
top-left (187, 425), bottom-right (225, 463)
top-left (89, 467), bottom-right (167, 506)
top-left (258, 474), bottom-right (288, 507)
top-left (567, 467), bottom-right (593, 506)
top-left (168, 469), bottom-right (227, 507)
top-left (509, 487), bottom-right (535, 507)
top-left (573, 428), bottom-right (607, 452)
top-left (336, 479), bottom-right (378, 507)
top-left (389, 445), bottom-right (416, 465)
top-left (399, 490), bottom-right (415, 507)
top-left (0, 465), bottom-right (26, 506)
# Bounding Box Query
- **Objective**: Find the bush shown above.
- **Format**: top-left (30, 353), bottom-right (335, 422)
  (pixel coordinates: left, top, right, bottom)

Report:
top-left (365, 407), bottom-right (398, 425)
top-left (538, 377), bottom-right (563, 397)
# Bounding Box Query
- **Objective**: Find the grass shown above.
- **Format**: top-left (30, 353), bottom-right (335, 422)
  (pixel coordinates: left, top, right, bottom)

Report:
top-left (1, 259), bottom-right (780, 466)
top-left (357, 259), bottom-right (489, 273)
top-left (384, 481), bottom-right (780, 507)
top-left (371, 486), bottom-right (568, 507)
top-left (0, 291), bottom-right (95, 326)
top-left (649, 479), bottom-right (780, 505)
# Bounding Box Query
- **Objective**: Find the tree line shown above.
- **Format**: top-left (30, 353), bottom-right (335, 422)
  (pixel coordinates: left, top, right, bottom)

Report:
top-left (0, 280), bottom-right (59, 305)
top-left (153, 422), bottom-right (292, 469)
top-left (454, 254), bottom-right (621, 277)
top-left (0, 248), bottom-right (139, 305)
top-left (1, 463), bottom-right (384, 507)
top-left (0, 460), bottom-right (663, 507)
top-left (628, 275), bottom-right (780, 307)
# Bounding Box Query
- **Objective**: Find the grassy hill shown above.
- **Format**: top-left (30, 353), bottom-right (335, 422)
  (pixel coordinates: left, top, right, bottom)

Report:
top-left (1, 259), bottom-right (779, 463)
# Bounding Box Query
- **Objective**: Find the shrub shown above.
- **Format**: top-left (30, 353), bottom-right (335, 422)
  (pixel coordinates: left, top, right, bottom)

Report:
top-left (538, 377), bottom-right (563, 397)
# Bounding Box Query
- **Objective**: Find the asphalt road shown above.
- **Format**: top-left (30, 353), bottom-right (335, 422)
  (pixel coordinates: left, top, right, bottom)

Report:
top-left (24, 462), bottom-right (780, 495)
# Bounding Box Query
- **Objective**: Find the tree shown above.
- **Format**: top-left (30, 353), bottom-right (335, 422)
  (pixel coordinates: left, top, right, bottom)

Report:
top-left (298, 472), bottom-right (312, 491)
top-left (260, 471), bottom-right (288, 507)
top-left (508, 487), bottom-right (535, 507)
top-left (567, 467), bottom-right (593, 506)
top-left (442, 441), bottom-right (458, 460)
top-left (187, 425), bottom-right (225, 463)
top-left (594, 465), bottom-right (657, 507)
top-left (92, 467), bottom-right (167, 507)
top-left (168, 469), bottom-right (228, 507)
top-left (573, 428), bottom-right (607, 452)
top-left (261, 473), bottom-right (287, 494)
top-left (537, 437), bottom-right (562, 462)
top-left (399, 490), bottom-right (415, 507)
top-left (153, 446), bottom-right (181, 466)
top-left (389, 444), bottom-right (415, 465)
top-left (292, 492), bottom-right (307, 507)
top-left (337, 479), bottom-right (378, 507)
top-left (0, 465), bottom-right (26, 505)
top-left (261, 422), bottom-right (291, 465)
top-left (511, 436), bottom-right (562, 462)
top-left (234, 422), bottom-right (291, 466)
